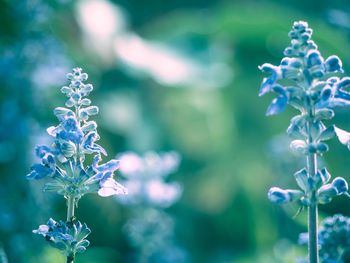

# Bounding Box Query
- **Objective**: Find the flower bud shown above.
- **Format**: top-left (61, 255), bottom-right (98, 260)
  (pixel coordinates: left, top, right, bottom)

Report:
top-left (284, 47), bottom-right (293, 56)
top-left (80, 98), bottom-right (91, 106)
top-left (325, 55), bottom-right (343, 73)
top-left (316, 142), bottom-right (329, 154)
top-left (309, 65), bottom-right (324, 79)
top-left (80, 84), bottom-right (93, 95)
top-left (53, 107), bottom-right (73, 118)
top-left (268, 187), bottom-right (290, 204)
top-left (332, 177), bottom-right (348, 194)
top-left (66, 73), bottom-right (74, 80)
top-left (307, 143), bottom-right (317, 154)
top-left (65, 98), bottom-right (75, 108)
top-left (300, 32), bottom-right (310, 42)
top-left (336, 77), bottom-right (350, 90)
top-left (307, 50), bottom-right (323, 67)
top-left (79, 110), bottom-right (89, 121)
top-left (82, 121), bottom-right (97, 132)
top-left (71, 92), bottom-right (81, 102)
top-left (280, 57), bottom-right (291, 66)
top-left (80, 73), bottom-right (88, 81)
top-left (289, 58), bottom-right (302, 68)
top-left (84, 106), bottom-right (99, 116)
top-left (318, 184), bottom-right (337, 204)
top-left (61, 86), bottom-right (73, 96)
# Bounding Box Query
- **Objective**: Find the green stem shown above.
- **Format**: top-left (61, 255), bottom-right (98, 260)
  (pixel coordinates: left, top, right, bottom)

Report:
top-left (66, 195), bottom-right (75, 222)
top-left (66, 196), bottom-right (76, 263)
top-left (307, 147), bottom-right (319, 262)
top-left (67, 255), bottom-right (75, 263)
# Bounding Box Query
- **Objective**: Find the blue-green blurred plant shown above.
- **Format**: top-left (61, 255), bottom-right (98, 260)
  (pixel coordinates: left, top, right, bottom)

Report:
top-left (299, 214), bottom-right (350, 263)
top-left (0, 1), bottom-right (71, 260)
top-left (260, 21), bottom-right (350, 263)
top-left (118, 152), bottom-right (186, 263)
top-left (27, 68), bottom-right (127, 262)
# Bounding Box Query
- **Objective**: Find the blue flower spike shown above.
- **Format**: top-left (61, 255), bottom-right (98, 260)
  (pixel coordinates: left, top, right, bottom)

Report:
top-left (27, 68), bottom-right (127, 261)
top-left (259, 21), bottom-right (349, 117)
top-left (261, 21), bottom-right (350, 263)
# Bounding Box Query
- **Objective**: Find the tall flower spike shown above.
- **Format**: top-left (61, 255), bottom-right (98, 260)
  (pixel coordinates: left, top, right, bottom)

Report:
top-left (27, 68), bottom-right (127, 262)
top-left (259, 21), bottom-right (346, 116)
top-left (260, 21), bottom-right (349, 263)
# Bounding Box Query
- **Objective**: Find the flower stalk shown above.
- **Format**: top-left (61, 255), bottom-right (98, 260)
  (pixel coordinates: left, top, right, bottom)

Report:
top-left (307, 117), bottom-right (319, 263)
top-left (307, 154), bottom-right (319, 263)
top-left (260, 21), bottom-right (350, 262)
top-left (27, 68), bottom-right (127, 261)
top-left (66, 196), bottom-right (75, 223)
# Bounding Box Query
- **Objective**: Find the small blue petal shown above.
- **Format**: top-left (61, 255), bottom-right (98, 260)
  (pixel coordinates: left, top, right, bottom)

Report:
top-left (306, 50), bottom-right (323, 67)
top-left (266, 95), bottom-right (288, 116)
top-left (268, 187), bottom-right (290, 204)
top-left (325, 55), bottom-right (343, 73)
top-left (27, 164), bottom-right (54, 180)
top-left (332, 177), bottom-right (348, 194)
top-left (95, 159), bottom-right (119, 173)
top-left (259, 63), bottom-right (278, 74)
top-left (35, 145), bottom-right (51, 158)
top-left (58, 130), bottom-right (83, 144)
top-left (62, 117), bottom-right (79, 132)
top-left (325, 97), bottom-right (350, 108)
top-left (259, 77), bottom-right (275, 96)
top-left (321, 88), bottom-right (332, 101)
top-left (272, 84), bottom-right (287, 96)
top-left (83, 132), bottom-right (107, 156)
top-left (336, 77), bottom-right (350, 90)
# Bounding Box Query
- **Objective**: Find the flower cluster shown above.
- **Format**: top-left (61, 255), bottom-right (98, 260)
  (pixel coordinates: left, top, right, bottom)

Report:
top-left (260, 21), bottom-right (350, 262)
top-left (268, 172), bottom-right (349, 206)
top-left (259, 21), bottom-right (348, 116)
top-left (260, 21), bottom-right (350, 207)
top-left (118, 151), bottom-right (182, 207)
top-left (33, 218), bottom-right (91, 256)
top-left (27, 68), bottom-right (127, 199)
top-left (27, 68), bottom-right (127, 260)
top-left (299, 214), bottom-right (350, 263)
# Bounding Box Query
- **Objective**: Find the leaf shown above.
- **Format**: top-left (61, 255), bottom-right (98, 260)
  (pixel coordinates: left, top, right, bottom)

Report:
top-left (294, 168), bottom-right (308, 192)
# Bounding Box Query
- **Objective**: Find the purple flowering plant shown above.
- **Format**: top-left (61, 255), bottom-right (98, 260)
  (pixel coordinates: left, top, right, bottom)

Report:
top-left (260, 21), bottom-right (350, 263)
top-left (27, 68), bottom-right (127, 262)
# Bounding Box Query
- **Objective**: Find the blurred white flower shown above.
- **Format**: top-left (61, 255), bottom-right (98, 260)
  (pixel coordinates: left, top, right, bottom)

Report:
top-left (118, 151), bottom-right (182, 207)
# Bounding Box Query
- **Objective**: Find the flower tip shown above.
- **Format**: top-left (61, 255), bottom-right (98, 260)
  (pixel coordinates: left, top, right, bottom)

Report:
top-left (268, 187), bottom-right (290, 204)
top-left (332, 177), bottom-right (348, 194)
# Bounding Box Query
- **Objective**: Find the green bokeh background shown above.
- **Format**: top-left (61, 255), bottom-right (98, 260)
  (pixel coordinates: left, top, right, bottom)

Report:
top-left (1, 0), bottom-right (350, 262)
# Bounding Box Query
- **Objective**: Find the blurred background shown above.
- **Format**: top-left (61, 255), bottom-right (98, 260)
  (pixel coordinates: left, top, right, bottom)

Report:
top-left (2, 0), bottom-right (350, 262)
